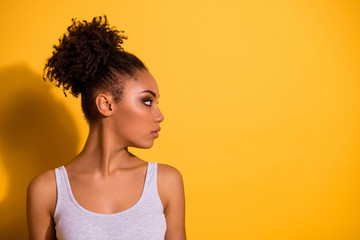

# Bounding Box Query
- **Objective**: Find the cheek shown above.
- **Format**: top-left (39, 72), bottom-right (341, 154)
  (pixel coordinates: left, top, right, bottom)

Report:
top-left (115, 104), bottom-right (150, 135)
top-left (124, 106), bottom-right (147, 125)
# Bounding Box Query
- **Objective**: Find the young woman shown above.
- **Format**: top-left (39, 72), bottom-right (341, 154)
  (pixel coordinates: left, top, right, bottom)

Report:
top-left (26, 16), bottom-right (186, 240)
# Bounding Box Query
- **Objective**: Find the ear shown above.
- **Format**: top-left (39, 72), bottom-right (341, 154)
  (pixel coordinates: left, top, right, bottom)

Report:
top-left (95, 94), bottom-right (113, 117)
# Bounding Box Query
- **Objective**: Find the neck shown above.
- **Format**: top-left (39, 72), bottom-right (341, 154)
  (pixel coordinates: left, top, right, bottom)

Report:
top-left (75, 121), bottom-right (135, 176)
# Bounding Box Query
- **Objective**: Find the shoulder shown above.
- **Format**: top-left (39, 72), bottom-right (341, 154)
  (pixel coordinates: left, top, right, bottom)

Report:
top-left (27, 170), bottom-right (57, 215)
top-left (157, 163), bottom-right (183, 182)
top-left (27, 170), bottom-right (57, 239)
top-left (156, 163), bottom-right (186, 238)
top-left (27, 170), bottom-right (56, 195)
top-left (156, 163), bottom-right (185, 211)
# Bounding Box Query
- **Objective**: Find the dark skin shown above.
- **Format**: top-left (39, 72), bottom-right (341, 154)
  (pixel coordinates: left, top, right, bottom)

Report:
top-left (27, 70), bottom-right (186, 240)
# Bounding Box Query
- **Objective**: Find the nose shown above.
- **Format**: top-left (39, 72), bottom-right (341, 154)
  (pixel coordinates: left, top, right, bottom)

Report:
top-left (154, 107), bottom-right (164, 123)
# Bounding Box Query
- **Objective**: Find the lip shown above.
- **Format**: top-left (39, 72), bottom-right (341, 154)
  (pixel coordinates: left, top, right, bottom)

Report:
top-left (151, 127), bottom-right (161, 138)
top-left (153, 127), bottom-right (161, 133)
top-left (151, 132), bottom-right (159, 138)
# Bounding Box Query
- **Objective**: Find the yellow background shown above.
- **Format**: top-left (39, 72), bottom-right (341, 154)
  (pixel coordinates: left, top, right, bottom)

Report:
top-left (0, 0), bottom-right (359, 239)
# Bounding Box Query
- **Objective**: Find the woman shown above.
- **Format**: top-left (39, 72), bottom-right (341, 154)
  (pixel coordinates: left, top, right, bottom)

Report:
top-left (27, 16), bottom-right (186, 240)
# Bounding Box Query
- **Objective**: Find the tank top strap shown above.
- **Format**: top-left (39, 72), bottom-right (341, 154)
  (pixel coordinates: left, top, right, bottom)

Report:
top-left (141, 162), bottom-right (164, 213)
top-left (54, 166), bottom-right (70, 217)
top-left (143, 162), bottom-right (157, 193)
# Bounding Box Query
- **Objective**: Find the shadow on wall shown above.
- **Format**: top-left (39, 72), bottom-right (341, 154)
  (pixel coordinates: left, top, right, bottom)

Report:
top-left (0, 64), bottom-right (79, 240)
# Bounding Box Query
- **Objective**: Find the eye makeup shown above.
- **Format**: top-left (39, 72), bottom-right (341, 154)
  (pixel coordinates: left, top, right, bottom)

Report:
top-left (139, 90), bottom-right (159, 107)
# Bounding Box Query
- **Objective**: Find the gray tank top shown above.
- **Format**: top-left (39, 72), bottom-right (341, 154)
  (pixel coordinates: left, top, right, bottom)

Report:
top-left (54, 162), bottom-right (167, 240)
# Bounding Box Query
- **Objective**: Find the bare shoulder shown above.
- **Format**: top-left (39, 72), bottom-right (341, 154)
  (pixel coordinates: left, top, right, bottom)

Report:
top-left (157, 163), bottom-right (184, 182)
top-left (28, 170), bottom-right (56, 195)
top-left (157, 163), bottom-right (185, 211)
top-left (27, 170), bottom-right (57, 215)
top-left (27, 170), bottom-right (57, 239)
top-left (157, 163), bottom-right (187, 239)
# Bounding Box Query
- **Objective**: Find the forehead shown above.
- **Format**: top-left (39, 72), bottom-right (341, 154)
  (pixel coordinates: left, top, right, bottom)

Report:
top-left (123, 70), bottom-right (159, 95)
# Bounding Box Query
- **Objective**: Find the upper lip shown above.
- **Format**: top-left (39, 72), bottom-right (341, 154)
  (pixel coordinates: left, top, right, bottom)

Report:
top-left (152, 127), bottom-right (161, 133)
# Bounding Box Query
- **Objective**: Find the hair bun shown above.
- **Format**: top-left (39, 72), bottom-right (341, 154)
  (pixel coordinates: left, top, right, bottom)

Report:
top-left (43, 15), bottom-right (127, 97)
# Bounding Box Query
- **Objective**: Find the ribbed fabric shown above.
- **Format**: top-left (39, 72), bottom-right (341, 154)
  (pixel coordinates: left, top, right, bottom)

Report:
top-left (54, 162), bottom-right (167, 240)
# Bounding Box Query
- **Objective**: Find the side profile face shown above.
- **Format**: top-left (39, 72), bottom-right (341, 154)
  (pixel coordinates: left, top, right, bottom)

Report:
top-left (110, 69), bottom-right (164, 149)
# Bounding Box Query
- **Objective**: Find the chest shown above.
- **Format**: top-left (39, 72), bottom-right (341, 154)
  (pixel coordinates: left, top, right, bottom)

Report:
top-left (67, 170), bottom-right (147, 214)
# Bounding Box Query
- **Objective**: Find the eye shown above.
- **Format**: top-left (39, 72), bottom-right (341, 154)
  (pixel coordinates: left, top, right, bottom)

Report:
top-left (143, 99), bottom-right (153, 106)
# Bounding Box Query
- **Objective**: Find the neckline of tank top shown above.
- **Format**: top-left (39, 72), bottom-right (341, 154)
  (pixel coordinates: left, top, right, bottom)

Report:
top-left (59, 161), bottom-right (152, 217)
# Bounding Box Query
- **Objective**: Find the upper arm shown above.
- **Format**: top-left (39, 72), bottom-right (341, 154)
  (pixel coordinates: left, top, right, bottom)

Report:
top-left (26, 170), bottom-right (57, 240)
top-left (158, 164), bottom-right (186, 240)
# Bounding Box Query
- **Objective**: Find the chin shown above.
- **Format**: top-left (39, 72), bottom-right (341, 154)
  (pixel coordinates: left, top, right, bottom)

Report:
top-left (143, 145), bottom-right (153, 149)
top-left (130, 141), bottom-right (154, 149)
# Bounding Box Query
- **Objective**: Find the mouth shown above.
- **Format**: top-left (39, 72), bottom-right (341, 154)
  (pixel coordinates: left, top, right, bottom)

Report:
top-left (151, 127), bottom-right (161, 138)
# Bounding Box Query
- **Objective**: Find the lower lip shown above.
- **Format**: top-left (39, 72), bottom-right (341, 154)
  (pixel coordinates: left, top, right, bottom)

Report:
top-left (151, 132), bottom-right (159, 138)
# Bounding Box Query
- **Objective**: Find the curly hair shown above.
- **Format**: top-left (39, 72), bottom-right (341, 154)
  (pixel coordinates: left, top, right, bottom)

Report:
top-left (43, 15), bottom-right (147, 122)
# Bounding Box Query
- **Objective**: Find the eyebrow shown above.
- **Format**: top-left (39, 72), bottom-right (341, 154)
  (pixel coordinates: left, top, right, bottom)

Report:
top-left (140, 90), bottom-right (159, 98)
